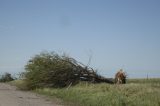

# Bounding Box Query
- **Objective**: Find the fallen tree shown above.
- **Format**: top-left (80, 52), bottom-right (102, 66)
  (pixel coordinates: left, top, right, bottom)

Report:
top-left (24, 51), bottom-right (113, 89)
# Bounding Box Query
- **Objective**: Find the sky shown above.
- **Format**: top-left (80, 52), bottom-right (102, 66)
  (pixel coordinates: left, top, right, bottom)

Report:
top-left (0, 0), bottom-right (160, 78)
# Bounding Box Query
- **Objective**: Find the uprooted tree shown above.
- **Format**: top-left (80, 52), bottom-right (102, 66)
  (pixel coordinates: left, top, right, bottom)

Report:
top-left (24, 51), bottom-right (113, 89)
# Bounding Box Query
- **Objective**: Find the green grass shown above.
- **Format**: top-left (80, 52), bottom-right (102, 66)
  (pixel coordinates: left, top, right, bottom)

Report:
top-left (11, 79), bottom-right (160, 106)
top-left (9, 80), bottom-right (28, 90)
top-left (127, 78), bottom-right (160, 84)
top-left (35, 79), bottom-right (160, 106)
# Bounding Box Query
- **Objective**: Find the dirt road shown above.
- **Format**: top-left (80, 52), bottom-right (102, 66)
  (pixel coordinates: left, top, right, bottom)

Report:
top-left (0, 83), bottom-right (62, 106)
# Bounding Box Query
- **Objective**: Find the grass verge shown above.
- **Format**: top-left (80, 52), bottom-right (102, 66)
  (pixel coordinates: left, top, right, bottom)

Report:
top-left (9, 80), bottom-right (28, 90)
top-left (10, 79), bottom-right (160, 106)
top-left (35, 79), bottom-right (160, 106)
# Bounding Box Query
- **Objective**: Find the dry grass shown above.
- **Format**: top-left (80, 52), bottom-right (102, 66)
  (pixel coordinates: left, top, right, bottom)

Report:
top-left (34, 79), bottom-right (160, 106)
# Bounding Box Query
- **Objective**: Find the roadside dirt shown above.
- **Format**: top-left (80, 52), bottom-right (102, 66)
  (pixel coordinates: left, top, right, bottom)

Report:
top-left (0, 83), bottom-right (62, 106)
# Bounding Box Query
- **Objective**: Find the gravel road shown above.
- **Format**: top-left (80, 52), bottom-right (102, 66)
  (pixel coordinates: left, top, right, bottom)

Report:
top-left (0, 83), bottom-right (62, 106)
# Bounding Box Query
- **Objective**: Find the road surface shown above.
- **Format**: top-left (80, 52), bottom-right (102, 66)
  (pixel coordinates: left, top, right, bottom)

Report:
top-left (0, 83), bottom-right (62, 106)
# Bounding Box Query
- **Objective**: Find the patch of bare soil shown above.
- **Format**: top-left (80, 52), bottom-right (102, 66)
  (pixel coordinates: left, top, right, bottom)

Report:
top-left (0, 83), bottom-right (62, 106)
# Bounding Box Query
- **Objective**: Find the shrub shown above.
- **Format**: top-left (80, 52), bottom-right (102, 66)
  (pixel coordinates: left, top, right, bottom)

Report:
top-left (24, 51), bottom-right (79, 89)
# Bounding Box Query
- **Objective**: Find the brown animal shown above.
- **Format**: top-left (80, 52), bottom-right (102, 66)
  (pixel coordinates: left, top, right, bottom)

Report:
top-left (115, 69), bottom-right (126, 84)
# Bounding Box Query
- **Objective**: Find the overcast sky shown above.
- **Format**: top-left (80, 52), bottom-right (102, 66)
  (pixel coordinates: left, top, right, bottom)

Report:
top-left (0, 0), bottom-right (160, 78)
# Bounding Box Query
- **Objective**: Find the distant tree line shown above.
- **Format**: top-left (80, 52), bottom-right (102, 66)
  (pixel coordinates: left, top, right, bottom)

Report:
top-left (0, 72), bottom-right (14, 82)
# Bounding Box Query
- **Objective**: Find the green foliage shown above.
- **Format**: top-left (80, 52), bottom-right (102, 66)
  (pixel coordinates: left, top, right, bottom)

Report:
top-left (0, 72), bottom-right (14, 82)
top-left (35, 79), bottom-right (160, 106)
top-left (9, 80), bottom-right (28, 90)
top-left (24, 51), bottom-right (79, 89)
